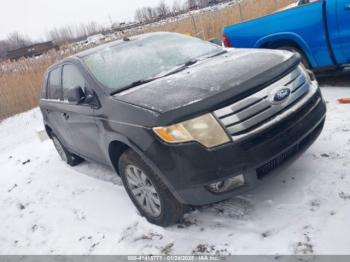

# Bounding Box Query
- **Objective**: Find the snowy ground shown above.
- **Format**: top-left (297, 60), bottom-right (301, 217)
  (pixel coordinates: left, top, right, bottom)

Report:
top-left (0, 81), bottom-right (350, 255)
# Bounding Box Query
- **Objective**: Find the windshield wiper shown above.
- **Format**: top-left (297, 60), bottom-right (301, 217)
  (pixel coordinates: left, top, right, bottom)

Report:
top-left (110, 59), bottom-right (199, 95)
top-left (111, 78), bottom-right (157, 95)
top-left (183, 59), bottom-right (199, 66)
top-left (206, 49), bottom-right (228, 58)
top-left (160, 53), bottom-right (226, 77)
top-left (159, 59), bottom-right (199, 78)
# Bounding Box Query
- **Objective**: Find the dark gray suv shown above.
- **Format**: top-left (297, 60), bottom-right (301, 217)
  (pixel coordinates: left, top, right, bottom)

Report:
top-left (40, 32), bottom-right (326, 226)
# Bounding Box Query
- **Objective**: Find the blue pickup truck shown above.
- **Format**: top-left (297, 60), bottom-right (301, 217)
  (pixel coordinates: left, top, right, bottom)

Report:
top-left (223, 0), bottom-right (350, 72)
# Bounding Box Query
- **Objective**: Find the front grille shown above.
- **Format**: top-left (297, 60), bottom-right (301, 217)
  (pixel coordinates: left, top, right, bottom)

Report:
top-left (257, 144), bottom-right (299, 179)
top-left (213, 66), bottom-right (315, 141)
top-left (242, 90), bottom-right (322, 149)
top-left (256, 119), bottom-right (325, 179)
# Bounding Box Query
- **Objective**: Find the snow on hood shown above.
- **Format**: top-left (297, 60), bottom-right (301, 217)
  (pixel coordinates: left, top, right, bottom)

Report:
top-left (113, 49), bottom-right (297, 114)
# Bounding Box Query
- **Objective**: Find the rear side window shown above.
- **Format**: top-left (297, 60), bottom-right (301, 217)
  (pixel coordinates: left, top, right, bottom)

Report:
top-left (47, 68), bottom-right (62, 100)
top-left (62, 64), bottom-right (86, 101)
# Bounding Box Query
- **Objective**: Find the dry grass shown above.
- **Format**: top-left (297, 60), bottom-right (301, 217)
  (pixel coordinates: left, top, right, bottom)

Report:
top-left (140, 0), bottom-right (294, 40)
top-left (0, 49), bottom-right (77, 120)
top-left (0, 64), bottom-right (49, 118)
top-left (0, 0), bottom-right (294, 120)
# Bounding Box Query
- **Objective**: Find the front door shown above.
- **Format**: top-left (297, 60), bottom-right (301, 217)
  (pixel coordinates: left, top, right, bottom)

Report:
top-left (60, 63), bottom-right (104, 163)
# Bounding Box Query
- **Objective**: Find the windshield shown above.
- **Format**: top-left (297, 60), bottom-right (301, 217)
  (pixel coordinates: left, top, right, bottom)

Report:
top-left (82, 33), bottom-right (223, 93)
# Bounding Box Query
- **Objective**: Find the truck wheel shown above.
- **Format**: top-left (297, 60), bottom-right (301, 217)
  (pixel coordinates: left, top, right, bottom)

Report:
top-left (51, 134), bottom-right (84, 166)
top-left (119, 149), bottom-right (186, 227)
top-left (278, 46), bottom-right (311, 69)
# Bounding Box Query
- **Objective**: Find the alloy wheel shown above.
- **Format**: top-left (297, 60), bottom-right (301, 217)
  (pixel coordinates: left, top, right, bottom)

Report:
top-left (125, 164), bottom-right (162, 217)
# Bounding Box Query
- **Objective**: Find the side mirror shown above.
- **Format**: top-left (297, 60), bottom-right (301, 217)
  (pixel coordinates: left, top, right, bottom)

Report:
top-left (209, 38), bottom-right (223, 46)
top-left (67, 86), bottom-right (86, 104)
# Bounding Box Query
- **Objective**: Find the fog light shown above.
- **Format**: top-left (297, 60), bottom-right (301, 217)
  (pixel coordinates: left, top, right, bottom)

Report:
top-left (207, 174), bottom-right (245, 194)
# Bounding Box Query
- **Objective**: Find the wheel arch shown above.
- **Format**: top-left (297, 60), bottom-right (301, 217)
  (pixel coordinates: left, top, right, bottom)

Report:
top-left (108, 140), bottom-right (130, 175)
top-left (106, 137), bottom-right (186, 204)
top-left (44, 124), bottom-right (53, 139)
top-left (255, 32), bottom-right (316, 68)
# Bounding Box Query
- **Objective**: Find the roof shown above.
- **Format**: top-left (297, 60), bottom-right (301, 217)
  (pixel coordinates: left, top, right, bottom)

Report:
top-left (46, 32), bottom-right (180, 72)
top-left (74, 32), bottom-right (174, 59)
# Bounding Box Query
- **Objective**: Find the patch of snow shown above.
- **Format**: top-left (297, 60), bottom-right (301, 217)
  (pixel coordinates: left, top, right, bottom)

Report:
top-left (0, 85), bottom-right (350, 254)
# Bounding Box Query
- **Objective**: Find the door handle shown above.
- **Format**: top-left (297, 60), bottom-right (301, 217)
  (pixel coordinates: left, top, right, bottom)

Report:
top-left (345, 4), bottom-right (350, 10)
top-left (63, 113), bottom-right (69, 120)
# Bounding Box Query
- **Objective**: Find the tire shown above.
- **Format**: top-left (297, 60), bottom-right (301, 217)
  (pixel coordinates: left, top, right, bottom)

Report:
top-left (51, 134), bottom-right (84, 166)
top-left (278, 46), bottom-right (311, 69)
top-left (119, 149), bottom-right (186, 227)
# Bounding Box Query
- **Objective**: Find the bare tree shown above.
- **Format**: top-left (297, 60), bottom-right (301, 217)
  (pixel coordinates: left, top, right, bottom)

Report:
top-left (135, 1), bottom-right (177, 23)
top-left (156, 1), bottom-right (170, 18)
top-left (84, 21), bottom-right (102, 35)
top-left (135, 7), bottom-right (152, 22)
top-left (172, 0), bottom-right (183, 14)
top-left (7, 32), bottom-right (31, 49)
top-left (0, 32), bottom-right (33, 60)
top-left (145, 7), bottom-right (156, 21)
top-left (135, 8), bottom-right (144, 22)
top-left (135, 0), bottom-right (185, 23)
top-left (46, 21), bottom-right (103, 45)
top-left (47, 28), bottom-right (65, 45)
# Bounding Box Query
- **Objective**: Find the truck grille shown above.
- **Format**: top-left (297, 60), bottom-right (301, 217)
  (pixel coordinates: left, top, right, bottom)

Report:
top-left (213, 66), bottom-right (316, 141)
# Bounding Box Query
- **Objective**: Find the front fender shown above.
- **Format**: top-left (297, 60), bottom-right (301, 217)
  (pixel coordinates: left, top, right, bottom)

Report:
top-left (102, 127), bottom-right (187, 204)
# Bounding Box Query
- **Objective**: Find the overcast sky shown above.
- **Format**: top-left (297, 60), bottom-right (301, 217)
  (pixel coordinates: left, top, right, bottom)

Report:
top-left (0, 0), bottom-right (179, 41)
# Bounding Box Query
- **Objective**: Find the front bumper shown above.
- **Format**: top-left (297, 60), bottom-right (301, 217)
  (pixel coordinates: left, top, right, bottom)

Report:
top-left (145, 85), bottom-right (326, 206)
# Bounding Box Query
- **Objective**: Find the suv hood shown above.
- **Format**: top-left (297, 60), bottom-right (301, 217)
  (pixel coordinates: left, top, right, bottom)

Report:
top-left (113, 49), bottom-right (299, 125)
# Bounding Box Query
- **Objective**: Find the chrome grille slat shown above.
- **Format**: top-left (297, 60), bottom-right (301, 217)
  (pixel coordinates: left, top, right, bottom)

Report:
top-left (221, 99), bottom-right (271, 127)
top-left (278, 67), bottom-right (301, 85)
top-left (215, 95), bottom-right (266, 119)
top-left (288, 81), bottom-right (309, 104)
top-left (263, 67), bottom-right (302, 90)
top-left (290, 74), bottom-right (306, 92)
top-left (213, 66), bottom-right (317, 141)
top-left (227, 104), bottom-right (279, 135)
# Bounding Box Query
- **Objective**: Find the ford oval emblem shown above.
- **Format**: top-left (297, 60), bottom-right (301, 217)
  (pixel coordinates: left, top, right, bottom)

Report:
top-left (272, 88), bottom-right (291, 104)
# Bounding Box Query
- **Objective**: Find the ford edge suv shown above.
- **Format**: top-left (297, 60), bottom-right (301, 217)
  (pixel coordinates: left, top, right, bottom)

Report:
top-left (39, 32), bottom-right (327, 226)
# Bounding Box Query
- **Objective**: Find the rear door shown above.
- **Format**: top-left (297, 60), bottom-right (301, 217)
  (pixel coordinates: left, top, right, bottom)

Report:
top-left (43, 66), bottom-right (71, 146)
top-left (326, 0), bottom-right (350, 64)
top-left (60, 63), bottom-right (105, 163)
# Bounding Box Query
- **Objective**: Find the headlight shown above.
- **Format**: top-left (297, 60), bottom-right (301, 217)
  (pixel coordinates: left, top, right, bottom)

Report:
top-left (153, 113), bottom-right (231, 148)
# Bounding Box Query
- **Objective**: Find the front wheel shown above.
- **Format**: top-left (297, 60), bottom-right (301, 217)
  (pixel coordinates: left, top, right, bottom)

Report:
top-left (119, 149), bottom-right (186, 227)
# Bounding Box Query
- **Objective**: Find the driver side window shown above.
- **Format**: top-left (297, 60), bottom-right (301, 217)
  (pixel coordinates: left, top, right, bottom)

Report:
top-left (62, 64), bottom-right (86, 102)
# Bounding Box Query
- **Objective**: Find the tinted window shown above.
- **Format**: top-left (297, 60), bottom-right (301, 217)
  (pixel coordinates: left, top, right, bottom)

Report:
top-left (62, 65), bottom-right (86, 101)
top-left (83, 33), bottom-right (222, 93)
top-left (47, 68), bottom-right (61, 100)
top-left (298, 0), bottom-right (319, 5)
